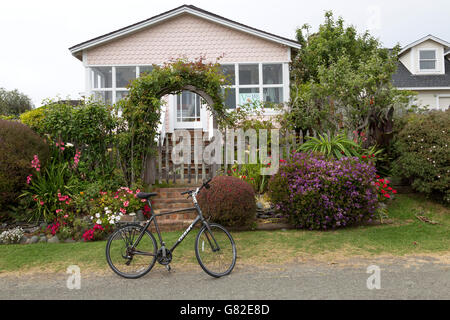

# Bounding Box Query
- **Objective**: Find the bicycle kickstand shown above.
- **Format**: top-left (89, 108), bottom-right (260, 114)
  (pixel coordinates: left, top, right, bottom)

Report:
top-left (165, 264), bottom-right (172, 272)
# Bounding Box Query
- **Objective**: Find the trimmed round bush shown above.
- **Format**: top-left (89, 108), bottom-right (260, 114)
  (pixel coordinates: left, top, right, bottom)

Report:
top-left (0, 120), bottom-right (49, 212)
top-left (268, 152), bottom-right (379, 230)
top-left (392, 110), bottom-right (450, 204)
top-left (197, 176), bottom-right (256, 228)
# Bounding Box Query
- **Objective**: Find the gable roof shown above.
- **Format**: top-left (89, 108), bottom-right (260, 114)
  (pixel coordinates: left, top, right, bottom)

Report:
top-left (399, 34), bottom-right (450, 55)
top-left (69, 4), bottom-right (301, 58)
top-left (392, 59), bottom-right (450, 89)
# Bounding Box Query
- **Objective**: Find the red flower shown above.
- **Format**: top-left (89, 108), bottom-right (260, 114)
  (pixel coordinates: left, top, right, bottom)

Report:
top-left (384, 194), bottom-right (390, 199)
top-left (392, 190), bottom-right (397, 194)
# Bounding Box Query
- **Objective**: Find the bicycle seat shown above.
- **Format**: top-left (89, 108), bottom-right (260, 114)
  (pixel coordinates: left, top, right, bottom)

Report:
top-left (136, 192), bottom-right (158, 199)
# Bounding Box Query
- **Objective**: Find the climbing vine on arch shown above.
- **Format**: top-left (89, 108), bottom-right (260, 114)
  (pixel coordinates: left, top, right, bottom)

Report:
top-left (115, 57), bottom-right (231, 185)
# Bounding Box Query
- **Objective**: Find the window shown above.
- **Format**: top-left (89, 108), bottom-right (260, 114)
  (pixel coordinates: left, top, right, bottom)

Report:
top-left (116, 66), bottom-right (136, 88)
top-left (263, 64), bottom-right (283, 84)
top-left (239, 64), bottom-right (259, 85)
top-left (419, 50), bottom-right (437, 70)
top-left (177, 91), bottom-right (201, 122)
top-left (91, 67), bottom-right (112, 88)
top-left (219, 63), bottom-right (285, 109)
top-left (139, 66), bottom-right (153, 76)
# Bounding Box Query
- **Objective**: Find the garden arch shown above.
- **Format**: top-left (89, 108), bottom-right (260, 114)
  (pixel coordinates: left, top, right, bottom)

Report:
top-left (118, 58), bottom-right (230, 185)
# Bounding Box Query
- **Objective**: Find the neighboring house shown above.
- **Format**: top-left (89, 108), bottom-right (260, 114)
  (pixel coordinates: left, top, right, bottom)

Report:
top-left (69, 4), bottom-right (301, 136)
top-left (392, 34), bottom-right (450, 110)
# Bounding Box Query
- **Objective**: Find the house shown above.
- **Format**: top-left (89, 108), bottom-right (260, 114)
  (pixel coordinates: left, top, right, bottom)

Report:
top-left (69, 4), bottom-right (301, 136)
top-left (392, 34), bottom-right (450, 110)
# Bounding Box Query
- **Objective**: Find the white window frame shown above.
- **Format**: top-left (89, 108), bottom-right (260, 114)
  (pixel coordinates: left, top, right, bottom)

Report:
top-left (220, 62), bottom-right (289, 115)
top-left (418, 49), bottom-right (438, 72)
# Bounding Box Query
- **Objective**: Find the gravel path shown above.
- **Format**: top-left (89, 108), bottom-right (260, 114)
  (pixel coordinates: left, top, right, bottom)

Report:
top-left (1, 255), bottom-right (449, 300)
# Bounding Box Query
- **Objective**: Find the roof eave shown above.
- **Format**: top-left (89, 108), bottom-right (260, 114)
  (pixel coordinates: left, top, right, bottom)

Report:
top-left (399, 34), bottom-right (450, 56)
top-left (69, 5), bottom-right (301, 56)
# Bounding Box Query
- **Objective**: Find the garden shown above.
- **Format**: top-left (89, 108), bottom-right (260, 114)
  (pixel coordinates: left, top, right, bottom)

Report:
top-left (0, 12), bottom-right (449, 271)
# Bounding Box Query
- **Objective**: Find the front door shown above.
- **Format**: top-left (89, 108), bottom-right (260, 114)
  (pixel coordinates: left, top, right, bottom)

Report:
top-left (174, 91), bottom-right (205, 130)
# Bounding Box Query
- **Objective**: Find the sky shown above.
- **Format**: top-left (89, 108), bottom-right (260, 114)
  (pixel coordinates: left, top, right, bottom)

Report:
top-left (1, 0), bottom-right (449, 107)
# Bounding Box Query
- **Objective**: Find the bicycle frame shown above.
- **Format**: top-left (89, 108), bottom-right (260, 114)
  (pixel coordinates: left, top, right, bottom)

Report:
top-left (129, 194), bottom-right (220, 257)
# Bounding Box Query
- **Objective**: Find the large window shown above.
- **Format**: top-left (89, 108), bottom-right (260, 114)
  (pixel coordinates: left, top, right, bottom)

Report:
top-left (419, 50), bottom-right (437, 70)
top-left (88, 63), bottom-right (287, 109)
top-left (220, 63), bottom-right (285, 109)
top-left (89, 66), bottom-right (152, 104)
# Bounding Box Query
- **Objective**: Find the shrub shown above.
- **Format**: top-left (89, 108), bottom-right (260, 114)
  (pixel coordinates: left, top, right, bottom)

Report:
top-left (20, 106), bottom-right (47, 133)
top-left (297, 132), bottom-right (360, 159)
top-left (0, 120), bottom-right (49, 212)
top-left (197, 176), bottom-right (256, 228)
top-left (268, 152), bottom-right (379, 230)
top-left (392, 110), bottom-right (450, 203)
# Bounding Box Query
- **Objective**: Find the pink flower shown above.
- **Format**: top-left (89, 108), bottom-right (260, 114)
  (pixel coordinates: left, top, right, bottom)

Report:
top-left (120, 207), bottom-right (127, 214)
top-left (56, 209), bottom-right (62, 214)
top-left (123, 201), bottom-right (129, 207)
top-left (26, 174), bottom-right (32, 184)
top-left (64, 214), bottom-right (69, 218)
top-left (40, 201), bottom-right (44, 206)
top-left (60, 147), bottom-right (65, 151)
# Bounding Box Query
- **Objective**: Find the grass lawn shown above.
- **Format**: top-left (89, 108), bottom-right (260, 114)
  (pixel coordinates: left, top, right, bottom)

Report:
top-left (0, 194), bottom-right (449, 274)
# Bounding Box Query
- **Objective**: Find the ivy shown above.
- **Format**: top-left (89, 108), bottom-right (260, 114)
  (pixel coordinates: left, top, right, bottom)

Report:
top-left (116, 57), bottom-right (230, 185)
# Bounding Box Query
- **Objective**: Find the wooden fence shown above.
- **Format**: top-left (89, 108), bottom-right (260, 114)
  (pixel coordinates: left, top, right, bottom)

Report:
top-left (149, 129), bottom-right (327, 185)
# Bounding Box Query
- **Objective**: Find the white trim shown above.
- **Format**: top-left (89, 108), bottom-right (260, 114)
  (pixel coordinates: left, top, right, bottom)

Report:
top-left (399, 34), bottom-right (450, 55)
top-left (398, 87), bottom-right (450, 91)
top-left (69, 6), bottom-right (301, 55)
top-left (417, 48), bottom-right (439, 73)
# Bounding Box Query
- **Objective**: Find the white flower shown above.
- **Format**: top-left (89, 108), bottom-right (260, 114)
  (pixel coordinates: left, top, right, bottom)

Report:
top-left (90, 216), bottom-right (93, 220)
top-left (66, 143), bottom-right (74, 147)
top-left (95, 213), bottom-right (100, 218)
top-left (105, 210), bottom-right (112, 214)
top-left (104, 207), bottom-right (109, 211)
top-left (96, 219), bottom-right (102, 225)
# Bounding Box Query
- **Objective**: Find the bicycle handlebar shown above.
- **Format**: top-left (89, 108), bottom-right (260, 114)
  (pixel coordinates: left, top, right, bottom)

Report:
top-left (180, 178), bottom-right (212, 196)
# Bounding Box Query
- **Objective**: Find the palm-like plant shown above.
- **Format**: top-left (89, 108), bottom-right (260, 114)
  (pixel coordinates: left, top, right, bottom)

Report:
top-left (297, 132), bottom-right (360, 159)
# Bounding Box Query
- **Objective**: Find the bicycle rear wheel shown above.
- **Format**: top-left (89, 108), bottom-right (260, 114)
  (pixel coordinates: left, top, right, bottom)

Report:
top-left (195, 223), bottom-right (236, 278)
top-left (106, 224), bottom-right (157, 279)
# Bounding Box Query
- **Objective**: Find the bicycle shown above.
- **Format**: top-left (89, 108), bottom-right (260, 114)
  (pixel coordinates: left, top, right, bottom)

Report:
top-left (105, 178), bottom-right (237, 279)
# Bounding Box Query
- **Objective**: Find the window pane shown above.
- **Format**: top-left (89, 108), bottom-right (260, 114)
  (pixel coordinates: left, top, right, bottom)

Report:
top-left (177, 91), bottom-right (201, 122)
top-left (91, 67), bottom-right (112, 88)
top-left (222, 88), bottom-right (236, 109)
top-left (116, 66), bottom-right (136, 88)
top-left (239, 88), bottom-right (260, 105)
top-left (220, 65), bottom-right (235, 85)
top-left (93, 91), bottom-right (112, 105)
top-left (116, 91), bottom-right (129, 102)
top-left (420, 60), bottom-right (436, 70)
top-left (263, 87), bottom-right (283, 104)
top-left (420, 50), bottom-right (436, 60)
top-left (239, 64), bottom-right (259, 85)
top-left (139, 66), bottom-right (153, 76)
top-left (263, 64), bottom-right (283, 84)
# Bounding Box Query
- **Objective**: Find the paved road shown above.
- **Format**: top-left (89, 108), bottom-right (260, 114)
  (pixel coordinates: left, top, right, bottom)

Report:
top-left (1, 255), bottom-right (449, 300)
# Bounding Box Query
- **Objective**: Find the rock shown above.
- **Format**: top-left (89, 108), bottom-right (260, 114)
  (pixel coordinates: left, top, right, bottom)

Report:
top-left (256, 202), bottom-right (264, 210)
top-left (24, 226), bottom-right (40, 234)
top-left (48, 236), bottom-right (59, 243)
top-left (30, 235), bottom-right (39, 244)
top-left (19, 236), bottom-right (29, 244)
top-left (39, 236), bottom-right (47, 243)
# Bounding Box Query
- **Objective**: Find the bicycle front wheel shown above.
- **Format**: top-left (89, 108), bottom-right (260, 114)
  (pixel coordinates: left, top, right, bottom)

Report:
top-left (195, 223), bottom-right (236, 278)
top-left (106, 224), bottom-right (157, 279)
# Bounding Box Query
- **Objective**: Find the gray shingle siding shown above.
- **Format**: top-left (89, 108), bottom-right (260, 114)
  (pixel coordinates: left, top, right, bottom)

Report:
top-left (392, 58), bottom-right (450, 88)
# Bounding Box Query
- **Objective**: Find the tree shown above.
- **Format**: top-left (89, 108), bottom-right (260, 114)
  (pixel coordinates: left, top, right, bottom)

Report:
top-left (0, 88), bottom-right (33, 117)
top-left (287, 11), bottom-right (413, 147)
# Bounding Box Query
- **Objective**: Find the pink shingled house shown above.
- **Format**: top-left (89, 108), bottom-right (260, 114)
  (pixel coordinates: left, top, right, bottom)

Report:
top-left (69, 4), bottom-right (301, 136)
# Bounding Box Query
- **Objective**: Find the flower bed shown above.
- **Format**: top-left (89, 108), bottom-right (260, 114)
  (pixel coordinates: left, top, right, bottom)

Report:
top-left (268, 152), bottom-right (380, 230)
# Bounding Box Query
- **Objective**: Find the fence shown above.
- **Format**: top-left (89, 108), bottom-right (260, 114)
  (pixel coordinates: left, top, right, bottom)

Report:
top-left (150, 128), bottom-right (325, 185)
